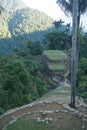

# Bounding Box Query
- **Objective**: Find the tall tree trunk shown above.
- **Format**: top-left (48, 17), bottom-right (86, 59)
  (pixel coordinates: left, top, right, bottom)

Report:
top-left (70, 0), bottom-right (78, 108)
top-left (76, 4), bottom-right (80, 69)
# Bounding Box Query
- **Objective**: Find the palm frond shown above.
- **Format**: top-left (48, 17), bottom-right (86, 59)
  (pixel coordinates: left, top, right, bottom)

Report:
top-left (57, 0), bottom-right (87, 16)
top-left (56, 0), bottom-right (72, 16)
top-left (79, 0), bottom-right (87, 14)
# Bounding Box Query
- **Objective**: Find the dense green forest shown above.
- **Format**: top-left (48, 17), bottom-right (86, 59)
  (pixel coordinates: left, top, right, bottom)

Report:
top-left (0, 40), bottom-right (50, 114)
top-left (77, 32), bottom-right (87, 102)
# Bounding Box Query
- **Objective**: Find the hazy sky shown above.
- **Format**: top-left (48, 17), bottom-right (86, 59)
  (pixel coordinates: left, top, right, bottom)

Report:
top-left (23, 0), bottom-right (87, 30)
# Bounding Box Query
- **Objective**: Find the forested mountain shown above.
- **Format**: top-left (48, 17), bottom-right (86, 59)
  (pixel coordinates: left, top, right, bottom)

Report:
top-left (0, 7), bottom-right (54, 37)
top-left (0, 6), bottom-right (54, 54)
top-left (8, 8), bottom-right (54, 36)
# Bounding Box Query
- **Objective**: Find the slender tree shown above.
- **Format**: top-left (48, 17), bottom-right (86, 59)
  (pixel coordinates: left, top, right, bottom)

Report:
top-left (57, 0), bottom-right (82, 107)
top-left (57, 0), bottom-right (87, 61)
top-left (57, 0), bottom-right (87, 59)
top-left (70, 0), bottom-right (78, 108)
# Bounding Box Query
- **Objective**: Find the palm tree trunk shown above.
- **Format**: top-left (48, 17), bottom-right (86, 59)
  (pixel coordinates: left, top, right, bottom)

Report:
top-left (70, 0), bottom-right (78, 108)
top-left (76, 7), bottom-right (80, 69)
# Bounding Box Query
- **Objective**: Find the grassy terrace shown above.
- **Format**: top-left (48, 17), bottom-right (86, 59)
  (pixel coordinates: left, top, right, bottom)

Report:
top-left (6, 120), bottom-right (53, 130)
top-left (49, 64), bottom-right (65, 70)
top-left (6, 112), bottom-right (83, 130)
top-left (44, 50), bottom-right (64, 61)
top-left (49, 91), bottom-right (70, 96)
top-left (58, 86), bottom-right (71, 91)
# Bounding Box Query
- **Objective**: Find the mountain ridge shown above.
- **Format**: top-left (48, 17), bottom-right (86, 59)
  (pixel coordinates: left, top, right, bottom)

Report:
top-left (0, 0), bottom-right (54, 39)
top-left (0, 4), bottom-right (54, 54)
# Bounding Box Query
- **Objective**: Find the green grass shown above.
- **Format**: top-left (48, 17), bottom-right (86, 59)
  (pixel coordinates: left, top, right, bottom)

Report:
top-left (6, 115), bottom-right (83, 130)
top-left (58, 86), bottom-right (71, 91)
top-left (49, 91), bottom-right (70, 96)
top-left (48, 86), bottom-right (71, 96)
top-left (44, 50), bottom-right (64, 61)
top-left (49, 64), bottom-right (65, 70)
top-left (6, 119), bottom-right (55, 130)
top-left (52, 76), bottom-right (61, 81)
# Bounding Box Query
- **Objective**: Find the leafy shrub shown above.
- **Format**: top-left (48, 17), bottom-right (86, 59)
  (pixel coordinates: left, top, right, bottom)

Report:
top-left (77, 58), bottom-right (87, 102)
top-left (0, 107), bottom-right (5, 115)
